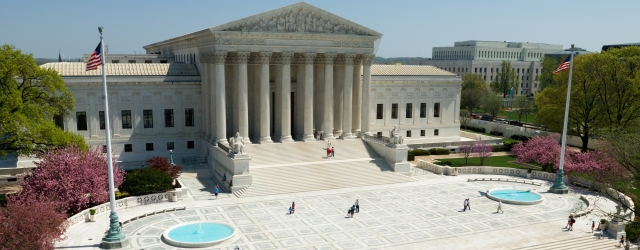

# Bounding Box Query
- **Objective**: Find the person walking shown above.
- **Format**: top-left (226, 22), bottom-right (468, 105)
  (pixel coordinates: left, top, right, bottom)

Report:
top-left (350, 205), bottom-right (356, 218)
top-left (463, 199), bottom-right (468, 211)
top-left (326, 147), bottom-right (331, 158)
top-left (289, 206), bottom-right (293, 215)
top-left (496, 200), bottom-right (503, 213)
top-left (569, 216), bottom-right (575, 231)
top-left (565, 215), bottom-right (572, 229)
top-left (466, 198), bottom-right (471, 210)
top-left (619, 235), bottom-right (625, 248)
top-left (222, 173), bottom-right (227, 183)
top-left (228, 179), bottom-right (233, 191)
top-left (355, 199), bottom-right (360, 213)
top-left (291, 202), bottom-right (296, 214)
top-left (214, 185), bottom-right (219, 200)
top-left (624, 237), bottom-right (630, 250)
top-left (591, 220), bottom-right (595, 233)
top-left (331, 147), bottom-right (335, 157)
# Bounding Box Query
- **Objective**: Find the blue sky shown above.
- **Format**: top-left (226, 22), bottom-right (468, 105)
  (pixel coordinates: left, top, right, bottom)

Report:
top-left (2, 0), bottom-right (638, 59)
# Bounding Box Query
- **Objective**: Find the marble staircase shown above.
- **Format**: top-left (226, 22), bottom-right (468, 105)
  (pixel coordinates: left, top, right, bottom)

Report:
top-left (236, 139), bottom-right (416, 197)
top-left (514, 232), bottom-right (630, 250)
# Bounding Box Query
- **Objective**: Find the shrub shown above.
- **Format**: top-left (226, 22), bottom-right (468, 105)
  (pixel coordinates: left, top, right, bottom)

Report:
top-left (625, 221), bottom-right (639, 242)
top-left (147, 156), bottom-right (183, 179)
top-left (429, 148), bottom-right (450, 155)
top-left (434, 160), bottom-right (452, 166)
top-left (492, 145), bottom-right (506, 152)
top-left (407, 153), bottom-right (414, 161)
top-left (120, 168), bottom-right (173, 196)
top-left (89, 209), bottom-right (96, 215)
top-left (0, 196), bottom-right (67, 249)
top-left (503, 141), bottom-right (518, 151)
top-left (510, 134), bottom-right (531, 142)
top-left (410, 149), bottom-right (431, 156)
top-left (489, 131), bottom-right (504, 136)
top-left (461, 125), bottom-right (486, 133)
top-left (115, 190), bottom-right (130, 199)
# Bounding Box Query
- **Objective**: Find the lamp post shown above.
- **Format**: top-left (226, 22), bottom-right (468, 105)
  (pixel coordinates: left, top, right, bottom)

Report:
top-left (549, 44), bottom-right (576, 194)
top-left (170, 149), bottom-right (174, 166)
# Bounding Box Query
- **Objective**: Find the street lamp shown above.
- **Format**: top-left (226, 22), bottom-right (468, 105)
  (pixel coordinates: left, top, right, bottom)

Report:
top-left (169, 149), bottom-right (174, 166)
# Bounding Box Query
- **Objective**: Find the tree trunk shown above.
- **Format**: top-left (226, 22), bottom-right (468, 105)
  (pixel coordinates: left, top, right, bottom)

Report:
top-left (580, 134), bottom-right (590, 153)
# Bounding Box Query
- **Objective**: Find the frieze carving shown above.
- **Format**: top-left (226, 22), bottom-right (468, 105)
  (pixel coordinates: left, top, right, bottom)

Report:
top-left (120, 96), bottom-right (131, 102)
top-left (296, 53), bottom-right (317, 64)
top-left (435, 91), bottom-right (441, 97)
top-left (376, 92), bottom-right (385, 98)
top-left (164, 96), bottom-right (174, 102)
top-left (337, 54), bottom-right (356, 65)
top-left (185, 95), bottom-right (194, 100)
top-left (76, 97), bottom-right (86, 102)
top-left (109, 92), bottom-right (119, 96)
top-left (222, 7), bottom-right (370, 36)
top-left (143, 96), bottom-right (152, 102)
top-left (272, 52), bottom-right (295, 64)
top-left (250, 52), bottom-right (272, 64)
top-left (87, 92), bottom-right (96, 97)
top-left (421, 92), bottom-right (428, 97)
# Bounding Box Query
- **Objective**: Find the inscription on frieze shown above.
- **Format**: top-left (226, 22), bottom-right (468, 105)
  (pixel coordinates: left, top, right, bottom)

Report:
top-left (265, 39), bottom-right (333, 47)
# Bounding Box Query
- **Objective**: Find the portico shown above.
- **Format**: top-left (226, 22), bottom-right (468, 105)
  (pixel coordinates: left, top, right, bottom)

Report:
top-left (144, 2), bottom-right (381, 144)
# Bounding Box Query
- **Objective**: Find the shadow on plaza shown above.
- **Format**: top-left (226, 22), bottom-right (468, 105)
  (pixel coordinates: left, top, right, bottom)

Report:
top-left (55, 244), bottom-right (100, 249)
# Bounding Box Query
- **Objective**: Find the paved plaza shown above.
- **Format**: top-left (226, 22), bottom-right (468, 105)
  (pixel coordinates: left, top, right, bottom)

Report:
top-left (56, 169), bottom-right (626, 250)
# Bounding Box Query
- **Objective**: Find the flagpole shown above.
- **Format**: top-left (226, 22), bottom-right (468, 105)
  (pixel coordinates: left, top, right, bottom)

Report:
top-left (549, 44), bottom-right (575, 194)
top-left (98, 27), bottom-right (128, 248)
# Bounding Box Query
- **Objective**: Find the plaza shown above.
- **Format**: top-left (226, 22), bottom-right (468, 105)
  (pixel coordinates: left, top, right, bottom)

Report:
top-left (55, 140), bottom-right (625, 250)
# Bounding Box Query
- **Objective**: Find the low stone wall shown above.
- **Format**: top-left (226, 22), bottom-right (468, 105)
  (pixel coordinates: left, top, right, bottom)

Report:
top-left (363, 139), bottom-right (410, 174)
top-left (208, 144), bottom-right (252, 193)
top-left (66, 190), bottom-right (183, 230)
top-left (416, 160), bottom-right (443, 175)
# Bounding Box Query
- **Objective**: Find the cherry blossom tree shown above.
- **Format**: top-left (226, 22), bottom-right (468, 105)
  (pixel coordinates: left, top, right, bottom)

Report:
top-left (0, 196), bottom-right (67, 250)
top-left (512, 135), bottom-right (562, 171)
top-left (475, 142), bottom-right (493, 165)
top-left (459, 144), bottom-right (474, 165)
top-left (14, 146), bottom-right (125, 215)
top-left (147, 156), bottom-right (183, 179)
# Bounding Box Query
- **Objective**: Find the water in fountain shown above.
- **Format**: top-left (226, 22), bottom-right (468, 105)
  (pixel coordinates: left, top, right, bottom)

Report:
top-left (511, 184), bottom-right (517, 196)
top-left (195, 223), bottom-right (203, 234)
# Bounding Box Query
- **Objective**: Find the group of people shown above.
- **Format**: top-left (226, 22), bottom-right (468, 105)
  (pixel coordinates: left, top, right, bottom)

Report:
top-left (289, 202), bottom-right (296, 215)
top-left (221, 173), bottom-right (233, 193)
top-left (347, 199), bottom-right (360, 218)
top-left (315, 132), bottom-right (323, 141)
top-left (462, 198), bottom-right (471, 211)
top-left (325, 140), bottom-right (335, 158)
top-left (565, 215), bottom-right (575, 231)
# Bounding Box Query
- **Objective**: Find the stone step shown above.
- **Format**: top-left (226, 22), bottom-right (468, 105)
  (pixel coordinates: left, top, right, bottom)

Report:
top-left (515, 232), bottom-right (624, 250)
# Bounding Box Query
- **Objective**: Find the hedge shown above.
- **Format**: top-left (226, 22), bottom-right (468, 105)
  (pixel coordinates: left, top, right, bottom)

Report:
top-left (429, 148), bottom-right (450, 155)
top-left (434, 160), bottom-right (452, 166)
top-left (461, 125), bottom-right (486, 133)
top-left (120, 168), bottom-right (173, 196)
top-left (510, 134), bottom-right (532, 142)
top-left (493, 141), bottom-right (519, 152)
top-left (489, 131), bottom-right (504, 136)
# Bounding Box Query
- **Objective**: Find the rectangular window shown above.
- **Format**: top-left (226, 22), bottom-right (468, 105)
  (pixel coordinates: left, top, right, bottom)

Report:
top-left (160, 60), bottom-right (167, 63)
top-left (121, 110), bottom-right (132, 129)
top-left (434, 129), bottom-right (439, 136)
top-left (143, 110), bottom-right (153, 128)
top-left (406, 130), bottom-right (411, 137)
top-left (128, 60), bottom-right (136, 63)
top-left (405, 103), bottom-right (412, 118)
top-left (185, 108), bottom-right (194, 127)
top-left (376, 104), bottom-right (383, 119)
top-left (102, 145), bottom-right (107, 153)
top-left (99, 111), bottom-right (105, 130)
top-left (111, 60), bottom-right (119, 63)
top-left (146, 143), bottom-right (154, 151)
top-left (164, 109), bottom-right (174, 127)
top-left (145, 60), bottom-right (152, 64)
top-left (54, 114), bottom-right (64, 130)
top-left (124, 144), bottom-right (132, 152)
top-left (377, 132), bottom-right (382, 137)
top-left (434, 103), bottom-right (440, 118)
top-left (187, 141), bottom-right (195, 149)
top-left (167, 142), bottom-right (174, 150)
top-left (420, 103), bottom-right (427, 118)
top-left (76, 112), bottom-right (87, 131)
top-left (420, 130), bottom-right (425, 136)
top-left (391, 103), bottom-right (398, 119)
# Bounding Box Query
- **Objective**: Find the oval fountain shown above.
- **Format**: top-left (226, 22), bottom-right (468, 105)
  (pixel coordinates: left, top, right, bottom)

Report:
top-left (162, 222), bottom-right (236, 248)
top-left (486, 184), bottom-right (544, 205)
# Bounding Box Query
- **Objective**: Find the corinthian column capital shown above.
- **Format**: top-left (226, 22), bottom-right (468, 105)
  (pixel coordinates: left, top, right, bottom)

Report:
top-left (212, 51), bottom-right (227, 64)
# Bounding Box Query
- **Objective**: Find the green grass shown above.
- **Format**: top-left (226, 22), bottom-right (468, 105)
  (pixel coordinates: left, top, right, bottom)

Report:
top-left (503, 138), bottom-right (519, 143)
top-left (434, 155), bottom-right (531, 169)
top-left (464, 109), bottom-right (538, 124)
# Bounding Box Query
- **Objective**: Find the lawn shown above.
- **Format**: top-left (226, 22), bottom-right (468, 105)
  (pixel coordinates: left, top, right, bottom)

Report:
top-left (434, 155), bottom-right (533, 169)
top-left (464, 109), bottom-right (537, 124)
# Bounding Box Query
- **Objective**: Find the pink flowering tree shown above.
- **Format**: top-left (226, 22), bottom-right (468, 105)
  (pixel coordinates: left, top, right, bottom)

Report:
top-left (0, 196), bottom-right (68, 249)
top-left (459, 144), bottom-right (474, 165)
top-left (14, 146), bottom-right (125, 215)
top-left (512, 135), bottom-right (562, 171)
top-left (475, 142), bottom-right (493, 165)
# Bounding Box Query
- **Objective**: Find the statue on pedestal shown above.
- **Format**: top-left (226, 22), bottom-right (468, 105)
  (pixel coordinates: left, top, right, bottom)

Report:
top-left (229, 132), bottom-right (246, 155)
top-left (389, 126), bottom-right (404, 145)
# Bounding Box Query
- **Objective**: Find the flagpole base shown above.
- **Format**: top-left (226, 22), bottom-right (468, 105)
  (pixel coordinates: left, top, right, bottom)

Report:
top-left (548, 169), bottom-right (569, 194)
top-left (100, 212), bottom-right (129, 249)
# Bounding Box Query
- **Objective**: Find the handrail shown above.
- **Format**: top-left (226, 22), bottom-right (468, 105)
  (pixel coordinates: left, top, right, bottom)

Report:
top-left (217, 142), bottom-right (230, 153)
top-left (362, 134), bottom-right (395, 148)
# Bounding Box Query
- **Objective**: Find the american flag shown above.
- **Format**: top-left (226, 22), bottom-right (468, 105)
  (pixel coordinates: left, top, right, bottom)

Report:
top-left (553, 55), bottom-right (571, 74)
top-left (86, 42), bottom-right (103, 71)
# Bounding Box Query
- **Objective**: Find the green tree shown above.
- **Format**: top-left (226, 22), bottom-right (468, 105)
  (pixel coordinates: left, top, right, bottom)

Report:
top-left (490, 61), bottom-right (519, 98)
top-left (460, 74), bottom-right (486, 116)
top-left (512, 95), bottom-right (533, 122)
top-left (481, 93), bottom-right (502, 117)
top-left (0, 45), bottom-right (85, 158)
top-left (535, 54), bottom-right (603, 152)
top-left (591, 46), bottom-right (640, 132)
top-left (537, 55), bottom-right (563, 92)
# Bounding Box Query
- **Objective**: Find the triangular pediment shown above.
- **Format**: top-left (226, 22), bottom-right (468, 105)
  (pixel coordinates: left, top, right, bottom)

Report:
top-left (208, 2), bottom-right (382, 37)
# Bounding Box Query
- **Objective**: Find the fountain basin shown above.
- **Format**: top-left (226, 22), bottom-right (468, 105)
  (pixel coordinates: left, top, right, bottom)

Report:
top-left (487, 189), bottom-right (544, 205)
top-left (162, 222), bottom-right (236, 248)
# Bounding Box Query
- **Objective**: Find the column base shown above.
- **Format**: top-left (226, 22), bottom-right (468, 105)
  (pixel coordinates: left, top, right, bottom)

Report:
top-left (340, 133), bottom-right (357, 139)
top-left (324, 133), bottom-right (336, 140)
top-left (549, 187), bottom-right (569, 194)
top-left (352, 130), bottom-right (361, 137)
top-left (258, 137), bottom-right (273, 144)
top-left (280, 135), bottom-right (295, 143)
top-left (302, 134), bottom-right (316, 141)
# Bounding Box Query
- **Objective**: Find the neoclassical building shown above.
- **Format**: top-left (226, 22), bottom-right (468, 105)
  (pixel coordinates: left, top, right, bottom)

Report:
top-left (40, 2), bottom-right (462, 169)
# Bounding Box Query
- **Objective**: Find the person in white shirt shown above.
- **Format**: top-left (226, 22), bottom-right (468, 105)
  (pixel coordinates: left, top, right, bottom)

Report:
top-left (496, 200), bottom-right (503, 213)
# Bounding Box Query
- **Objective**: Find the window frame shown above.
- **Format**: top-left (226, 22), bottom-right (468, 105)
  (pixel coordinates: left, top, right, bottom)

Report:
top-left (391, 103), bottom-right (398, 119)
top-left (143, 110), bottom-right (153, 128)
top-left (164, 109), bottom-right (174, 127)
top-left (167, 142), bottom-right (174, 150)
top-left (185, 108), bottom-right (194, 127)
top-left (434, 129), bottom-right (440, 136)
top-left (187, 141), bottom-right (195, 149)
top-left (420, 103), bottom-right (427, 118)
top-left (146, 143), bottom-right (154, 151)
top-left (99, 111), bottom-right (105, 130)
top-left (76, 112), bottom-right (87, 131)
top-left (124, 144), bottom-right (132, 152)
top-left (121, 110), bottom-right (132, 129)
top-left (405, 103), bottom-right (412, 118)
top-left (376, 104), bottom-right (383, 119)
top-left (434, 103), bottom-right (440, 118)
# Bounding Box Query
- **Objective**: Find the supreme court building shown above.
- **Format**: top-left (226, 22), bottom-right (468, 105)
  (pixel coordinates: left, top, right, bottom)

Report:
top-left (40, 2), bottom-right (462, 168)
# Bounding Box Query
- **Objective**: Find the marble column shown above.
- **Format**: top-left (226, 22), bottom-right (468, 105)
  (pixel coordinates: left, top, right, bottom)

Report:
top-left (361, 55), bottom-right (374, 136)
top-left (235, 52), bottom-right (251, 143)
top-left (275, 52), bottom-right (294, 143)
top-left (207, 63), bottom-right (216, 141)
top-left (340, 54), bottom-right (356, 139)
top-left (333, 62), bottom-right (343, 137)
top-left (255, 52), bottom-right (273, 143)
top-left (322, 53), bottom-right (337, 140)
top-left (352, 55), bottom-right (363, 136)
top-left (301, 53), bottom-right (316, 141)
top-left (213, 52), bottom-right (228, 145)
top-left (200, 61), bottom-right (209, 139)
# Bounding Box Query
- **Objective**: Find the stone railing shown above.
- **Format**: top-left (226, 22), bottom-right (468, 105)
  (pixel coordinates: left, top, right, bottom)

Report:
top-left (65, 190), bottom-right (182, 230)
top-left (407, 137), bottom-right (503, 150)
top-left (530, 170), bottom-right (556, 181)
top-left (217, 142), bottom-right (230, 153)
top-left (181, 156), bottom-right (207, 164)
top-left (362, 134), bottom-right (395, 147)
top-left (460, 131), bottom-right (482, 140)
top-left (416, 160), bottom-right (443, 175)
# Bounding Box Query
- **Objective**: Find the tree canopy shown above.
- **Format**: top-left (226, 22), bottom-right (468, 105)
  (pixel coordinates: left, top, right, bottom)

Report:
top-left (481, 93), bottom-right (502, 117)
top-left (490, 61), bottom-right (519, 98)
top-left (460, 73), bottom-right (486, 115)
top-left (535, 46), bottom-right (640, 151)
top-left (537, 55), bottom-right (562, 92)
top-left (0, 44), bottom-right (86, 158)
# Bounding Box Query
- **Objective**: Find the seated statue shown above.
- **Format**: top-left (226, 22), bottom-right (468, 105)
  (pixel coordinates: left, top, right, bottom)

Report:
top-left (229, 132), bottom-right (246, 154)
